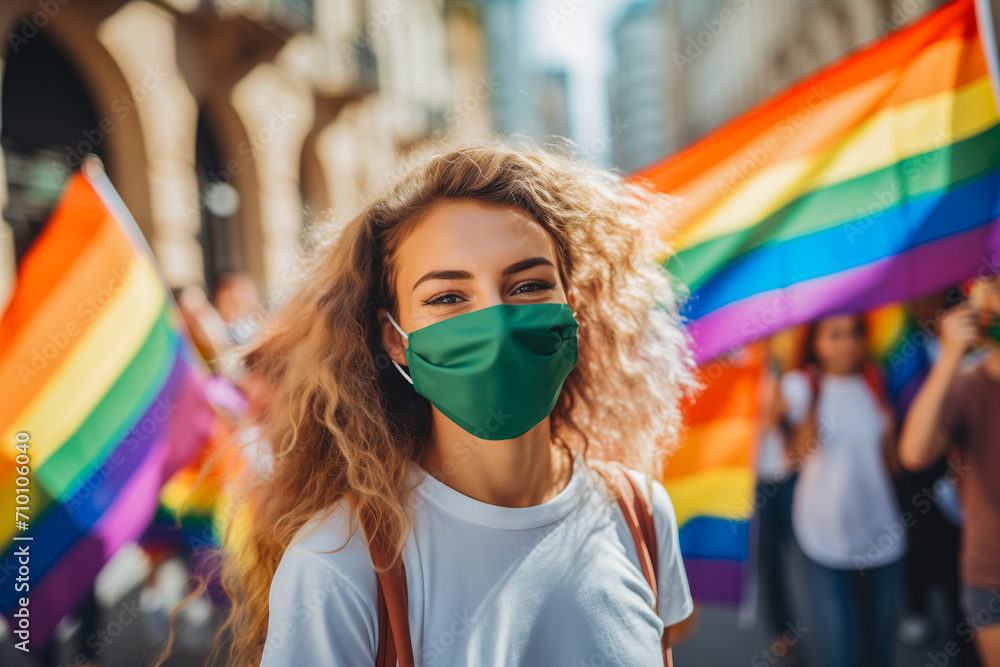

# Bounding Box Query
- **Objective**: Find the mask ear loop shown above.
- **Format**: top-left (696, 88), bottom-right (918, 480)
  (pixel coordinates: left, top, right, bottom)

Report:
top-left (385, 312), bottom-right (414, 385)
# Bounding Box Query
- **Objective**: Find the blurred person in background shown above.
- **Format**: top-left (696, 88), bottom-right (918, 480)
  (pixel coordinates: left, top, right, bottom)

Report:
top-left (892, 290), bottom-right (977, 665)
top-left (899, 275), bottom-right (1000, 667)
top-left (782, 314), bottom-right (904, 667)
top-left (174, 284), bottom-right (249, 382)
top-left (174, 285), bottom-right (231, 369)
top-left (752, 347), bottom-right (802, 666)
top-left (212, 272), bottom-right (263, 347)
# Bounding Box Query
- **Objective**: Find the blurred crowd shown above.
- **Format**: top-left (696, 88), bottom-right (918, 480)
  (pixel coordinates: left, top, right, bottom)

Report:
top-left (750, 275), bottom-right (1000, 667)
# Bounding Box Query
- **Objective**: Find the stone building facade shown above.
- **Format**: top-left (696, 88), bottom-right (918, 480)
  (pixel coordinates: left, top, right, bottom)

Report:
top-left (0, 0), bottom-right (491, 305)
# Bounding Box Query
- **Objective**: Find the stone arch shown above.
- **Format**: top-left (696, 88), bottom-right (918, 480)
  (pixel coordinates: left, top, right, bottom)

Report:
top-left (0, 1), bottom-right (155, 240)
top-left (0, 1), bottom-right (158, 304)
top-left (300, 127), bottom-right (331, 229)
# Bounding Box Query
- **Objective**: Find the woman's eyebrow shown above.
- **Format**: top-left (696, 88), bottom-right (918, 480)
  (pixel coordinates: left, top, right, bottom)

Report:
top-left (412, 257), bottom-right (554, 291)
top-left (413, 269), bottom-right (472, 291)
top-left (501, 256), bottom-right (554, 277)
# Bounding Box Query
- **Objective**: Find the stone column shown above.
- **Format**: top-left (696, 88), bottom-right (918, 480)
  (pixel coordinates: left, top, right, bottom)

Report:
top-left (98, 0), bottom-right (203, 287)
top-left (230, 61), bottom-right (314, 294)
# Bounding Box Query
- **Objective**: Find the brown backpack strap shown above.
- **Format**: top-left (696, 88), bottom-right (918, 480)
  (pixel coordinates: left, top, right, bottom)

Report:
top-left (621, 465), bottom-right (660, 588)
top-left (374, 568), bottom-right (396, 667)
top-left (361, 515), bottom-right (415, 667)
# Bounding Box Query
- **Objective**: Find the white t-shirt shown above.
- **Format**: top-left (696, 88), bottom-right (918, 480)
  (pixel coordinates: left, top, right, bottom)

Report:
top-left (782, 370), bottom-right (906, 570)
top-left (260, 452), bottom-right (694, 666)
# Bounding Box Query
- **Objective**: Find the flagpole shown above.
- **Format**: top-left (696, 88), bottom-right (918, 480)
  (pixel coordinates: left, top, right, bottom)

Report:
top-left (78, 156), bottom-right (216, 377)
top-left (975, 0), bottom-right (1000, 105)
top-left (78, 155), bottom-right (189, 312)
top-left (79, 157), bottom-right (162, 265)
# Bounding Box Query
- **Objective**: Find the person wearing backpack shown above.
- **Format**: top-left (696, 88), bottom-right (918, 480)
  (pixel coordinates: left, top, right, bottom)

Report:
top-left (160, 140), bottom-right (698, 667)
top-left (780, 314), bottom-right (904, 667)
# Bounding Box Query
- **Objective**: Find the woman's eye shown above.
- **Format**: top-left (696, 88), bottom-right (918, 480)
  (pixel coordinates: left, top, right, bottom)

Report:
top-left (512, 281), bottom-right (556, 295)
top-left (424, 292), bottom-right (464, 305)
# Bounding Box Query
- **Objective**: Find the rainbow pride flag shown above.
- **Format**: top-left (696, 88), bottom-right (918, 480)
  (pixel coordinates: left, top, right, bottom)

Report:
top-left (143, 379), bottom-right (246, 574)
top-left (0, 164), bottom-right (216, 645)
top-left (640, 0), bottom-right (1000, 365)
top-left (661, 346), bottom-right (763, 605)
top-left (648, 0), bottom-right (1000, 606)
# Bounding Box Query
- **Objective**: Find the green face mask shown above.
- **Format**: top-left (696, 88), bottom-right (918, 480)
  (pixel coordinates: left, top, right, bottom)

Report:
top-left (386, 303), bottom-right (579, 440)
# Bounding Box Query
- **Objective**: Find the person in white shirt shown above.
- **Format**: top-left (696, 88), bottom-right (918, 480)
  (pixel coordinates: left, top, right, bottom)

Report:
top-left (263, 445), bottom-right (694, 666)
top-left (781, 314), bottom-right (904, 667)
top-left (153, 140), bottom-right (698, 667)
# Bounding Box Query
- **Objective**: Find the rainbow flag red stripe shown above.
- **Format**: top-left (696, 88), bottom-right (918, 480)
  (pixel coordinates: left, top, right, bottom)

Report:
top-left (0, 167), bottom-right (215, 644)
top-left (640, 0), bottom-right (1000, 364)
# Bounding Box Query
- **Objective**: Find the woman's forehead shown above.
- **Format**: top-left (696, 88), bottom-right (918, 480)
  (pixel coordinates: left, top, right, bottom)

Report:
top-left (818, 313), bottom-right (862, 332)
top-left (393, 201), bottom-right (558, 280)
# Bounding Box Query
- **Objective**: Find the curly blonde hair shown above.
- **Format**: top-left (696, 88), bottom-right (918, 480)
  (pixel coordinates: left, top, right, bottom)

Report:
top-left (157, 137), bottom-right (697, 666)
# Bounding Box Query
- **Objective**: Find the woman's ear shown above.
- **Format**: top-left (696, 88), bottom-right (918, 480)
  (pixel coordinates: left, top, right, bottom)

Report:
top-left (377, 308), bottom-right (408, 366)
top-left (566, 292), bottom-right (580, 323)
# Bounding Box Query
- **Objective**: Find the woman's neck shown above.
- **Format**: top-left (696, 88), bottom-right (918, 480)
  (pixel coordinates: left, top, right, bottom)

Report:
top-left (419, 414), bottom-right (573, 508)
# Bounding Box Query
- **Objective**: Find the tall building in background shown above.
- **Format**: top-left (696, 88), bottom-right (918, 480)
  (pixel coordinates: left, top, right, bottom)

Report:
top-left (445, 0), bottom-right (496, 141)
top-left (470, 0), bottom-right (575, 141)
top-left (608, 0), bottom-right (678, 173)
top-left (609, 0), bottom-right (945, 172)
top-left (537, 68), bottom-right (572, 138)
top-left (0, 0), bottom-right (491, 303)
top-left (667, 0), bottom-right (801, 144)
top-left (473, 0), bottom-right (535, 135)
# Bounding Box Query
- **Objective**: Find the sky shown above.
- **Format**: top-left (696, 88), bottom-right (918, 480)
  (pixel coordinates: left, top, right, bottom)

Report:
top-left (523, 0), bottom-right (633, 165)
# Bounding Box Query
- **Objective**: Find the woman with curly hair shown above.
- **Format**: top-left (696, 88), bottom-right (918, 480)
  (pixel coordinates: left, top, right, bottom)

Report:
top-left (165, 139), bottom-right (698, 666)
